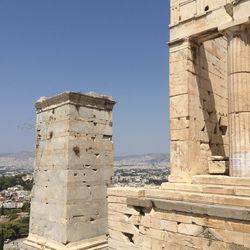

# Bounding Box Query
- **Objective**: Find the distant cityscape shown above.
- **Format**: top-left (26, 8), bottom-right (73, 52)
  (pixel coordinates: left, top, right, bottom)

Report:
top-left (114, 153), bottom-right (169, 186)
top-left (0, 151), bottom-right (170, 245)
top-left (0, 151), bottom-right (170, 187)
top-left (0, 152), bottom-right (34, 177)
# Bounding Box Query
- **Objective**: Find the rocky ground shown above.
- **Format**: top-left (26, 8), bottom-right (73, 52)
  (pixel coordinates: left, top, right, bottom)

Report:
top-left (4, 239), bottom-right (25, 250)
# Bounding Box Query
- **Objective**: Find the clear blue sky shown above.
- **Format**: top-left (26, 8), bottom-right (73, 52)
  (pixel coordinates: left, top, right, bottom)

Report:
top-left (0, 0), bottom-right (169, 156)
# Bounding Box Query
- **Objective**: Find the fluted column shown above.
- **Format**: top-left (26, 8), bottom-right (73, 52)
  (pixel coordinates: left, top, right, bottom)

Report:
top-left (227, 25), bottom-right (250, 177)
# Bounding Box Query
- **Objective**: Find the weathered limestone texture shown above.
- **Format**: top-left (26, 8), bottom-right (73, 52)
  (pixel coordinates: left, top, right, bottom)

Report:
top-left (169, 0), bottom-right (250, 182)
top-left (208, 156), bottom-right (229, 174)
top-left (108, 185), bottom-right (250, 249)
top-left (170, 37), bottom-right (228, 182)
top-left (24, 92), bottom-right (115, 250)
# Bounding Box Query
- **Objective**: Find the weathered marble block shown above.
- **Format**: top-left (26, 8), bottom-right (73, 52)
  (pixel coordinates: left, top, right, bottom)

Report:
top-left (24, 92), bottom-right (115, 250)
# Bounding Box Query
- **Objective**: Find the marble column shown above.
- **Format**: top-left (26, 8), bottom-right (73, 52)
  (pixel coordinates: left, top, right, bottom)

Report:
top-left (227, 25), bottom-right (250, 177)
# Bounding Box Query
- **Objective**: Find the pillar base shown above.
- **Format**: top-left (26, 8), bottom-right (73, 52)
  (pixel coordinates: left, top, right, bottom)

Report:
top-left (168, 174), bottom-right (192, 184)
top-left (23, 234), bottom-right (108, 250)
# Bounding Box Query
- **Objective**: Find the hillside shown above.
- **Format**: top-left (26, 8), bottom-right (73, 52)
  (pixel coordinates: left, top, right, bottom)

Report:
top-left (0, 152), bottom-right (169, 173)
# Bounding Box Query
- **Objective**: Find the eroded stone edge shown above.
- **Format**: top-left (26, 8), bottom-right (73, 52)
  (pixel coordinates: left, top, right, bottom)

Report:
top-left (127, 197), bottom-right (250, 221)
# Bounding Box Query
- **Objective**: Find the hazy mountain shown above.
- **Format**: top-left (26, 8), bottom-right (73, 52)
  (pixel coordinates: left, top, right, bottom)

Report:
top-left (115, 153), bottom-right (169, 162)
top-left (0, 151), bottom-right (34, 160)
top-left (115, 153), bottom-right (169, 168)
top-left (0, 151), bottom-right (169, 170)
top-left (0, 151), bottom-right (34, 169)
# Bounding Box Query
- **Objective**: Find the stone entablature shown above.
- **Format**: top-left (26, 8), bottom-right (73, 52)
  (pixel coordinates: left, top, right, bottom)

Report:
top-left (170, 0), bottom-right (234, 26)
top-left (170, 0), bottom-right (250, 43)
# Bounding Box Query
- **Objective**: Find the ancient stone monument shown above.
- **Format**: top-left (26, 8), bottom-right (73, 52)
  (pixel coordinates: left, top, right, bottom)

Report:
top-left (168, 0), bottom-right (250, 181)
top-left (24, 1), bottom-right (250, 249)
top-left (24, 92), bottom-right (115, 250)
top-left (108, 1), bottom-right (250, 249)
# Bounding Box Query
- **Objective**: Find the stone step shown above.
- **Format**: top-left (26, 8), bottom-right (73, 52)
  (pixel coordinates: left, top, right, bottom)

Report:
top-left (127, 197), bottom-right (250, 221)
top-left (191, 175), bottom-right (250, 186)
top-left (145, 188), bottom-right (250, 208)
top-left (161, 182), bottom-right (250, 197)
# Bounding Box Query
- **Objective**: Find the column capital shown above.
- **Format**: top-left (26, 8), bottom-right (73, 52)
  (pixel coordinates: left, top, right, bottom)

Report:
top-left (219, 18), bottom-right (250, 39)
top-left (225, 24), bottom-right (250, 38)
top-left (169, 37), bottom-right (199, 55)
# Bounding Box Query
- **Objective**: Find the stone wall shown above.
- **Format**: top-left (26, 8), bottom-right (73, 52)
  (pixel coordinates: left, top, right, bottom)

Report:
top-left (25, 92), bottom-right (115, 250)
top-left (195, 37), bottom-right (228, 171)
top-left (170, 35), bottom-right (228, 181)
top-left (170, 0), bottom-right (232, 25)
top-left (108, 186), bottom-right (250, 250)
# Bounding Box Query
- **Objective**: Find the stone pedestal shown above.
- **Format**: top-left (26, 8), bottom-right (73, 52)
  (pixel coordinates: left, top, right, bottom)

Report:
top-left (227, 25), bottom-right (250, 177)
top-left (24, 92), bottom-right (115, 250)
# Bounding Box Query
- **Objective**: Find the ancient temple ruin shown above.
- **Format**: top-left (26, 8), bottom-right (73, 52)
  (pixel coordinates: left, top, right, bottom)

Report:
top-left (168, 0), bottom-right (250, 181)
top-left (24, 0), bottom-right (250, 249)
top-left (108, 0), bottom-right (250, 249)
